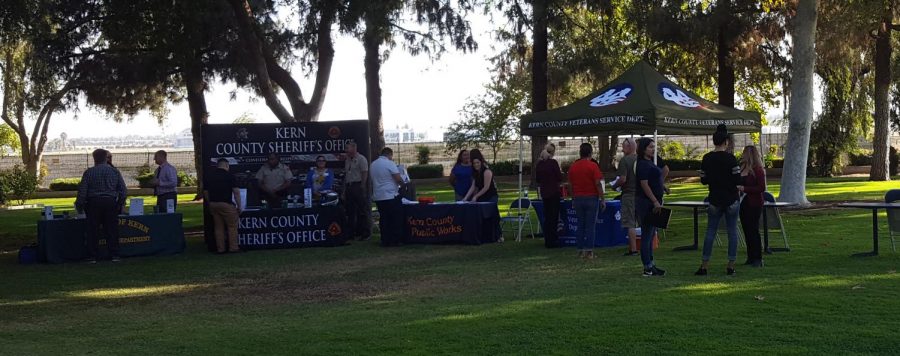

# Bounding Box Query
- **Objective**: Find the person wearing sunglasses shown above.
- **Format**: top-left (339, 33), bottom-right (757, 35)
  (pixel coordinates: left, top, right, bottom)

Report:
top-left (306, 155), bottom-right (335, 197)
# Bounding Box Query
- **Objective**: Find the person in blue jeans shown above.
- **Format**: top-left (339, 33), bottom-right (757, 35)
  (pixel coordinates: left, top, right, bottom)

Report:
top-left (567, 143), bottom-right (606, 259)
top-left (635, 138), bottom-right (666, 276)
top-left (696, 125), bottom-right (742, 276)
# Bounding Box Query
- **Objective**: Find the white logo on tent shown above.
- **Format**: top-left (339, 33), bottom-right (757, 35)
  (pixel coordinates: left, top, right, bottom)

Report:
top-left (589, 84), bottom-right (632, 107)
top-left (659, 84), bottom-right (701, 108)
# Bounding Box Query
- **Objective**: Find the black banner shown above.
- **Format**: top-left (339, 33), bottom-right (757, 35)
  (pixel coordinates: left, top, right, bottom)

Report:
top-left (37, 214), bottom-right (186, 263)
top-left (237, 206), bottom-right (347, 249)
top-left (200, 121), bottom-right (367, 251)
top-left (402, 203), bottom-right (500, 245)
top-left (200, 121), bottom-right (371, 187)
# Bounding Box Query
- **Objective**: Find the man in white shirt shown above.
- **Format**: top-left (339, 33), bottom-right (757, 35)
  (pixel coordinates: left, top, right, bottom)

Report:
top-left (370, 147), bottom-right (404, 247)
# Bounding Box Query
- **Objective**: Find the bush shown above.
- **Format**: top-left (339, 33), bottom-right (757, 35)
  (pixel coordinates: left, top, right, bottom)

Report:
top-left (664, 159), bottom-right (702, 171)
top-left (659, 140), bottom-right (686, 160)
top-left (136, 172), bottom-right (155, 188)
top-left (137, 170), bottom-right (196, 188)
top-left (49, 178), bottom-right (81, 191)
top-left (407, 164), bottom-right (444, 179)
top-left (415, 145), bottom-right (431, 165)
top-left (848, 150), bottom-right (873, 166)
top-left (764, 145), bottom-right (779, 168)
top-left (177, 171), bottom-right (197, 187)
top-left (0, 165), bottom-right (38, 205)
top-left (490, 160), bottom-right (531, 176)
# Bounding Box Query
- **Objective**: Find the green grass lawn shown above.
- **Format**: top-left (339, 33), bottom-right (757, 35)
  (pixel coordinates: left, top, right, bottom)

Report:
top-left (1, 178), bottom-right (899, 354)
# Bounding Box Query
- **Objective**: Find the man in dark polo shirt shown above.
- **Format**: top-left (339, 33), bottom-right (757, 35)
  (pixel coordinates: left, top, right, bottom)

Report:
top-left (75, 149), bottom-right (127, 263)
top-left (204, 158), bottom-right (242, 254)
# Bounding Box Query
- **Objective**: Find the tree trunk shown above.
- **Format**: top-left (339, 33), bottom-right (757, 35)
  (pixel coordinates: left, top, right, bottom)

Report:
top-left (226, 0), bottom-right (294, 123)
top-left (870, 16), bottom-right (892, 181)
top-left (185, 65), bottom-right (209, 199)
top-left (530, 0), bottom-right (549, 187)
top-left (779, 0), bottom-right (818, 205)
top-left (597, 135), bottom-right (616, 172)
top-left (364, 15), bottom-right (385, 159)
top-left (716, 1), bottom-right (735, 108)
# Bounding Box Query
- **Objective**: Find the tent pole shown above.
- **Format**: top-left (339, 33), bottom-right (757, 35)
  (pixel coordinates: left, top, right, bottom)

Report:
top-left (654, 130), bottom-right (658, 165)
top-left (517, 132), bottom-right (524, 242)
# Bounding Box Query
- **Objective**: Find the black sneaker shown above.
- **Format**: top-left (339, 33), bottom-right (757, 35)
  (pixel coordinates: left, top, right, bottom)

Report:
top-left (651, 266), bottom-right (666, 276)
top-left (727, 267), bottom-right (736, 276)
top-left (111, 256), bottom-right (121, 263)
top-left (695, 267), bottom-right (708, 276)
top-left (623, 251), bottom-right (639, 256)
top-left (751, 260), bottom-right (764, 268)
top-left (86, 258), bottom-right (97, 264)
top-left (642, 268), bottom-right (654, 277)
top-left (743, 259), bottom-right (753, 265)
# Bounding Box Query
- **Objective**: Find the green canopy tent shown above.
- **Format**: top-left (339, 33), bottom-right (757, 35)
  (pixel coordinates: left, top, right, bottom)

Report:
top-left (512, 61), bottom-right (762, 241)
top-left (520, 60), bottom-right (762, 136)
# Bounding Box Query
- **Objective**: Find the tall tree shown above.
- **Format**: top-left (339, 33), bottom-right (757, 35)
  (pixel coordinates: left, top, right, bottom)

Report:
top-left (870, 1), bottom-right (899, 181)
top-left (225, 0), bottom-right (338, 123)
top-left (349, 0), bottom-right (476, 157)
top-left (780, 0), bottom-right (818, 205)
top-left (0, 0), bottom-right (96, 177)
top-left (634, 0), bottom-right (789, 110)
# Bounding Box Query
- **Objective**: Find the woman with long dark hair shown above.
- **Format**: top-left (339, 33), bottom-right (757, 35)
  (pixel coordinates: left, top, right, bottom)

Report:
top-left (449, 150), bottom-right (473, 201)
top-left (696, 124), bottom-right (742, 276)
top-left (536, 143), bottom-right (562, 248)
top-left (635, 138), bottom-right (666, 276)
top-left (463, 155), bottom-right (498, 204)
top-left (738, 145), bottom-right (766, 267)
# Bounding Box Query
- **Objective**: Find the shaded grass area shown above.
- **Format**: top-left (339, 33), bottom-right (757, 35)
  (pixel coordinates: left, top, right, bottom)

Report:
top-left (1, 206), bottom-right (899, 354)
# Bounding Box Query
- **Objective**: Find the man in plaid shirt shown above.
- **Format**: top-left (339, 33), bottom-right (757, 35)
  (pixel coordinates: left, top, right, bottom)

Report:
top-left (75, 149), bottom-right (127, 263)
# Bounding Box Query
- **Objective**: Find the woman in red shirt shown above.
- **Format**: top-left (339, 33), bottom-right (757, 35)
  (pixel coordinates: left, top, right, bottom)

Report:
top-left (737, 145), bottom-right (766, 267)
top-left (568, 143), bottom-right (606, 259)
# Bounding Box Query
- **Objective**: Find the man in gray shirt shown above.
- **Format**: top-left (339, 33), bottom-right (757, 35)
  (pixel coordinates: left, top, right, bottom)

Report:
top-left (614, 138), bottom-right (639, 255)
top-left (343, 142), bottom-right (370, 240)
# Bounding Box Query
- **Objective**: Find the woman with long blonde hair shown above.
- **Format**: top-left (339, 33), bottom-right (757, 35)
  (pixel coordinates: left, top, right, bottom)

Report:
top-left (737, 145), bottom-right (767, 267)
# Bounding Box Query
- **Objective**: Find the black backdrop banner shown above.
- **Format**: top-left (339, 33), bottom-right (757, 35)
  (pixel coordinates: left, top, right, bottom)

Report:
top-left (200, 121), bottom-right (371, 181)
top-left (200, 121), bottom-right (369, 251)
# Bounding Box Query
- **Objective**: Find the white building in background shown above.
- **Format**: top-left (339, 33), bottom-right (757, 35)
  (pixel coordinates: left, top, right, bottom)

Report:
top-left (174, 129), bottom-right (193, 148)
top-left (384, 127), bottom-right (427, 143)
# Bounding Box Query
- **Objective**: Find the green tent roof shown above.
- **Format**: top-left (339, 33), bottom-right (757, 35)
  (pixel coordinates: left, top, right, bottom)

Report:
top-left (520, 61), bottom-right (762, 136)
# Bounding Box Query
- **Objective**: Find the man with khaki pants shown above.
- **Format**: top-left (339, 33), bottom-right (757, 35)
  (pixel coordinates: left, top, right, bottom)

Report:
top-left (204, 158), bottom-right (242, 253)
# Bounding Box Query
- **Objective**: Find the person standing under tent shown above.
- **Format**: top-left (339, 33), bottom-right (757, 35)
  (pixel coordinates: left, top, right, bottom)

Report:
top-left (370, 147), bottom-right (404, 247)
top-left (449, 150), bottom-right (473, 201)
top-left (696, 124), bottom-right (742, 276)
top-left (738, 145), bottom-right (767, 267)
top-left (76, 149), bottom-right (127, 263)
top-left (568, 143), bottom-right (606, 259)
top-left (343, 142), bottom-right (371, 241)
top-left (614, 138), bottom-right (639, 256)
top-left (204, 158), bottom-right (243, 254)
top-left (151, 150), bottom-right (178, 213)
top-left (635, 138), bottom-right (666, 276)
top-left (536, 143), bottom-right (563, 248)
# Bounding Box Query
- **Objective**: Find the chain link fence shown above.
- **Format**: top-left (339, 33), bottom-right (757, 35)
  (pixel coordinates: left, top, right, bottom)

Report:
top-left (2, 134), bottom-right (897, 187)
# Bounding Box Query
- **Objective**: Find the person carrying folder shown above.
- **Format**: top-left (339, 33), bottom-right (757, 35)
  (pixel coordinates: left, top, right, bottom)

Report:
top-left (635, 138), bottom-right (666, 277)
